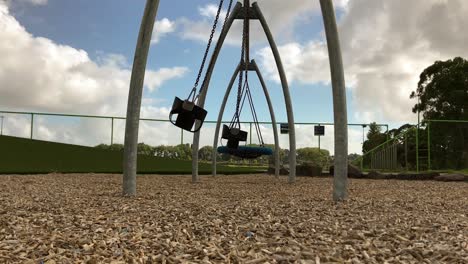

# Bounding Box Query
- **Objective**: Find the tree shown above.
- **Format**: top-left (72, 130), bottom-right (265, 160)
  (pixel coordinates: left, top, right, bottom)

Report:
top-left (297, 147), bottom-right (330, 168)
top-left (137, 143), bottom-right (154, 156)
top-left (411, 57), bottom-right (468, 120)
top-left (363, 122), bottom-right (387, 153)
top-left (173, 144), bottom-right (192, 160)
top-left (411, 57), bottom-right (468, 169)
top-left (366, 122), bottom-right (381, 139)
top-left (198, 146), bottom-right (214, 161)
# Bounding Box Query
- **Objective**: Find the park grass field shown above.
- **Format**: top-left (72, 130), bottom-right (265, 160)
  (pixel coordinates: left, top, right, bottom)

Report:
top-left (0, 135), bottom-right (265, 175)
top-left (0, 174), bottom-right (466, 263)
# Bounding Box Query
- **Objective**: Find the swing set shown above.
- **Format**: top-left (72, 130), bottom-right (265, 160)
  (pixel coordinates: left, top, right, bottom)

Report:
top-left (169, 0), bottom-right (276, 160)
top-left (124, 0), bottom-right (348, 201)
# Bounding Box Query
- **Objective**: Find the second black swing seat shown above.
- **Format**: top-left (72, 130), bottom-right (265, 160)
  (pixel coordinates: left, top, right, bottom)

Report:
top-left (217, 125), bottom-right (273, 159)
top-left (169, 97), bottom-right (208, 133)
top-left (221, 124), bottom-right (247, 148)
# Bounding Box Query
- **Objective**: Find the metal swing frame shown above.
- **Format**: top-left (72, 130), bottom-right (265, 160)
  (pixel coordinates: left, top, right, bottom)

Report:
top-left (193, 0), bottom-right (296, 181)
top-left (124, 0), bottom-right (349, 202)
top-left (213, 59), bottom-right (280, 176)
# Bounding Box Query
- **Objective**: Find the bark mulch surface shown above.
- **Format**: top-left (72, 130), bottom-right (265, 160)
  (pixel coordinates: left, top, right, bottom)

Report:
top-left (0, 174), bottom-right (466, 263)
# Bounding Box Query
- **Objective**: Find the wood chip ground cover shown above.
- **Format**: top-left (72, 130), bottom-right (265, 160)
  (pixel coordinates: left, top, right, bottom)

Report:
top-left (0, 174), bottom-right (466, 263)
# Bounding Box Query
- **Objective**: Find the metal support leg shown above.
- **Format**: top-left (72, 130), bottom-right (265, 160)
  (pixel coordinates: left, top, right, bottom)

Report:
top-left (253, 2), bottom-right (296, 183)
top-left (192, 3), bottom-right (241, 183)
top-left (123, 0), bottom-right (160, 196)
top-left (211, 60), bottom-right (280, 178)
top-left (212, 64), bottom-right (242, 176)
top-left (320, 0), bottom-right (348, 201)
top-left (252, 60), bottom-right (280, 178)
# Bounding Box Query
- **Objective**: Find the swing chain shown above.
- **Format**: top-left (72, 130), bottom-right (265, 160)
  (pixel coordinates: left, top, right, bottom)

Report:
top-left (233, 0), bottom-right (249, 129)
top-left (189, 0), bottom-right (226, 101)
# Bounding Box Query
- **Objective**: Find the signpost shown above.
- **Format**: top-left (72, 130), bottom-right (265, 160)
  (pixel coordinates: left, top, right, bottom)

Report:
top-left (0, 116), bottom-right (3, 135)
top-left (314, 125), bottom-right (325, 151)
top-left (280, 123), bottom-right (289, 134)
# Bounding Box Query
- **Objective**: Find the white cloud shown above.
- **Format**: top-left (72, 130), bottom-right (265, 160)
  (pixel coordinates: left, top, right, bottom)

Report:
top-left (151, 18), bottom-right (176, 44)
top-left (177, 0), bottom-right (349, 46)
top-left (145, 67), bottom-right (188, 92)
top-left (24, 0), bottom-right (47, 5)
top-left (6, 0), bottom-right (48, 6)
top-left (0, 3), bottom-right (188, 116)
top-left (257, 0), bottom-right (468, 123)
top-left (0, 3), bottom-right (189, 147)
top-left (257, 42), bottom-right (331, 85)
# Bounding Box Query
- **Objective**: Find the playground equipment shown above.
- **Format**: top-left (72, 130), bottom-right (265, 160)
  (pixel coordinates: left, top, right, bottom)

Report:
top-left (169, 0), bottom-right (231, 133)
top-left (123, 0), bottom-right (349, 202)
top-left (178, 0), bottom-right (297, 183)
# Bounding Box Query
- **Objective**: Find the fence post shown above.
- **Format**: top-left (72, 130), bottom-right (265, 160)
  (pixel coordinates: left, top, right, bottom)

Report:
top-left (416, 126), bottom-right (419, 173)
top-left (405, 133), bottom-right (408, 171)
top-left (318, 135), bottom-right (321, 152)
top-left (386, 125), bottom-right (389, 143)
top-left (427, 121), bottom-right (431, 171)
top-left (111, 117), bottom-right (114, 145)
top-left (30, 113), bottom-right (34, 139)
top-left (249, 122), bottom-right (252, 145)
top-left (181, 128), bottom-right (183, 145)
top-left (0, 116), bottom-right (4, 136)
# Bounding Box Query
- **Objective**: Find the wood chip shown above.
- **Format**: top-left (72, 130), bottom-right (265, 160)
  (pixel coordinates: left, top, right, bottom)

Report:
top-left (0, 174), bottom-right (466, 263)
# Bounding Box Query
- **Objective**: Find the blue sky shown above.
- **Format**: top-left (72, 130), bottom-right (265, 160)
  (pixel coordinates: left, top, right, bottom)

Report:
top-left (1, 0), bottom-right (466, 152)
top-left (9, 0), bottom-right (352, 123)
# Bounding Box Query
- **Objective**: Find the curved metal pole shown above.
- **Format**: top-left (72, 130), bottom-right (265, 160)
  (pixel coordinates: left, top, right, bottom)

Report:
top-left (191, 3), bottom-right (242, 182)
top-left (211, 60), bottom-right (280, 178)
top-left (253, 2), bottom-right (296, 183)
top-left (123, 0), bottom-right (159, 196)
top-left (320, 0), bottom-right (349, 201)
top-left (251, 60), bottom-right (280, 178)
top-left (212, 63), bottom-right (242, 176)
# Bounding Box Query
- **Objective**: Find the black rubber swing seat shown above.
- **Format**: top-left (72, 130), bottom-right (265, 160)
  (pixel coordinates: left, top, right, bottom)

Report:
top-left (169, 97), bottom-right (207, 133)
top-left (221, 125), bottom-right (247, 149)
top-left (218, 125), bottom-right (272, 159)
top-left (217, 146), bottom-right (273, 159)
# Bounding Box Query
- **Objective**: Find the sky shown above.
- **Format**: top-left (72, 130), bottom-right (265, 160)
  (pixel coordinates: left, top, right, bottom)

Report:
top-left (0, 0), bottom-right (467, 154)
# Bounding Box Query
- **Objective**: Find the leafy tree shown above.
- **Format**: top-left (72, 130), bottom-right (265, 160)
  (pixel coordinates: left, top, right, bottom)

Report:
top-left (173, 144), bottom-right (192, 160)
top-left (348, 153), bottom-right (361, 162)
top-left (411, 57), bottom-right (468, 120)
top-left (411, 57), bottom-right (468, 169)
top-left (296, 147), bottom-right (330, 168)
top-left (199, 146), bottom-right (214, 161)
top-left (109, 144), bottom-right (124, 152)
top-left (363, 122), bottom-right (387, 153)
top-left (95, 144), bottom-right (124, 152)
top-left (137, 143), bottom-right (154, 156)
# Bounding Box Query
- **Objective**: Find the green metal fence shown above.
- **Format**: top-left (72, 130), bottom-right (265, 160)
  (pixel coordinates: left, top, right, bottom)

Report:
top-left (356, 119), bottom-right (468, 173)
top-left (0, 110), bottom-right (386, 148)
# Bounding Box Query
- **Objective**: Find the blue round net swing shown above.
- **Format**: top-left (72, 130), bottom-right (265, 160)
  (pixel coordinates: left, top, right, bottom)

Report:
top-left (216, 58), bottom-right (273, 160)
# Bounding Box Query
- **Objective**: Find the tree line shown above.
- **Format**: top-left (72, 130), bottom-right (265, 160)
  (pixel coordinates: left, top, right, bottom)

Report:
top-left (362, 57), bottom-right (468, 170)
top-left (95, 143), bottom-right (332, 168)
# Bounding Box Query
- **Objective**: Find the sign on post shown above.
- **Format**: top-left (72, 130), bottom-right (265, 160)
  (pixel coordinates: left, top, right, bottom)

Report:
top-left (315, 125), bottom-right (325, 151)
top-left (314, 125), bottom-right (325, 136)
top-left (280, 123), bottom-right (289, 134)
